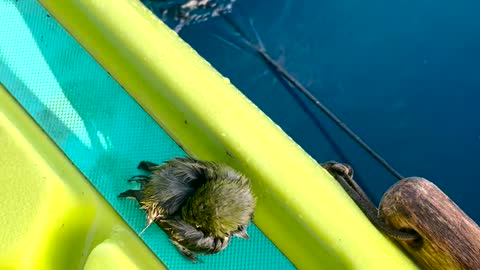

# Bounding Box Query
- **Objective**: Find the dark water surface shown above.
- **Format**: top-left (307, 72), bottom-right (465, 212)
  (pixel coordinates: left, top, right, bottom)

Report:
top-left (152, 0), bottom-right (480, 222)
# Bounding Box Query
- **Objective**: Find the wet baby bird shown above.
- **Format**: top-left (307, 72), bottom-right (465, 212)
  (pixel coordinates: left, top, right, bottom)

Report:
top-left (118, 157), bottom-right (256, 262)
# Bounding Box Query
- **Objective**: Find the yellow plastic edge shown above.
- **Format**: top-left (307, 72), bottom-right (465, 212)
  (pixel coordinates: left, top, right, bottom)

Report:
top-left (0, 83), bottom-right (166, 269)
top-left (35, 1), bottom-right (419, 269)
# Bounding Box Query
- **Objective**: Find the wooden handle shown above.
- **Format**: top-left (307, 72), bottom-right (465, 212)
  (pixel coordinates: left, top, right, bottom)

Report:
top-left (379, 177), bottom-right (480, 270)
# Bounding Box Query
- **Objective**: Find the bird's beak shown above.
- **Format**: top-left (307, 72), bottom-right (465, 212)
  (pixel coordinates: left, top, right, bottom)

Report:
top-left (234, 230), bottom-right (250, 239)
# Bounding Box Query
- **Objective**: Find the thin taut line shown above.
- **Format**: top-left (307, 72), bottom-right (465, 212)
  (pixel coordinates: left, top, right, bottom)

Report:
top-left (220, 15), bottom-right (405, 181)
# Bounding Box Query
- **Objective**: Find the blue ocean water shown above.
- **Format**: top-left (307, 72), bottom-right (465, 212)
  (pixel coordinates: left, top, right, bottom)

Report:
top-left (167, 0), bottom-right (480, 222)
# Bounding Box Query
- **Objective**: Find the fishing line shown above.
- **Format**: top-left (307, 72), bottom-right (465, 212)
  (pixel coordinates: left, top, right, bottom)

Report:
top-left (217, 14), bottom-right (405, 181)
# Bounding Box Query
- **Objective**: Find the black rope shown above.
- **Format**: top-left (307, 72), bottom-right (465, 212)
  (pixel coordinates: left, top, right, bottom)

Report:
top-left (321, 162), bottom-right (419, 241)
top-left (220, 15), bottom-right (404, 181)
